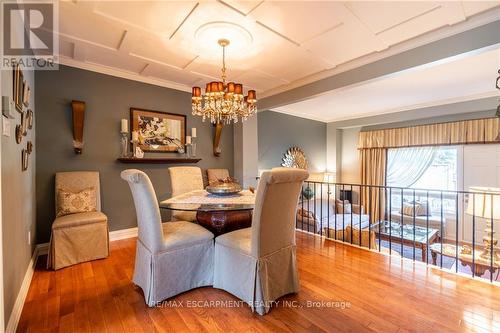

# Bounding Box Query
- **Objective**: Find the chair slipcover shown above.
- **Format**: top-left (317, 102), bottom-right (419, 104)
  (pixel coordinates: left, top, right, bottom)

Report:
top-left (168, 166), bottom-right (204, 222)
top-left (207, 168), bottom-right (230, 184)
top-left (213, 167), bottom-right (309, 315)
top-left (121, 169), bottom-right (214, 306)
top-left (48, 171), bottom-right (109, 270)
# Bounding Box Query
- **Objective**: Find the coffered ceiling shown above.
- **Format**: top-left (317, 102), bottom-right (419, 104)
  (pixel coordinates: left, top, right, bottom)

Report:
top-left (58, 1), bottom-right (500, 96)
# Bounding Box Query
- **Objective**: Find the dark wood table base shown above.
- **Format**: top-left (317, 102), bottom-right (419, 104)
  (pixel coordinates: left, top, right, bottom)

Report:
top-left (196, 210), bottom-right (253, 236)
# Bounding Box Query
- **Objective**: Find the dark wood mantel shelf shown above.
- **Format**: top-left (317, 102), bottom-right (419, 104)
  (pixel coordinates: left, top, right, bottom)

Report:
top-left (117, 157), bottom-right (201, 164)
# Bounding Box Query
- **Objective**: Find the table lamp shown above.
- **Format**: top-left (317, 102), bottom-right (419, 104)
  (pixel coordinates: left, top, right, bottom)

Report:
top-left (466, 186), bottom-right (500, 261)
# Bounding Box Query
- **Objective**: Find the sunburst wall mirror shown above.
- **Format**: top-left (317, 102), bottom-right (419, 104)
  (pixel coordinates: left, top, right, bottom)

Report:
top-left (281, 147), bottom-right (308, 170)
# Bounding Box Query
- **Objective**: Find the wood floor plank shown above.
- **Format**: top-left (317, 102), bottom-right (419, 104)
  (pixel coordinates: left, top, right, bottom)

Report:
top-left (17, 232), bottom-right (500, 333)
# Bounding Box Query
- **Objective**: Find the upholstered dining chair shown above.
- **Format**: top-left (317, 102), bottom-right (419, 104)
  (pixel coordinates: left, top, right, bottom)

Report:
top-left (213, 167), bottom-right (309, 315)
top-left (168, 166), bottom-right (204, 222)
top-left (207, 168), bottom-right (230, 184)
top-left (121, 169), bottom-right (214, 306)
top-left (48, 171), bottom-right (109, 270)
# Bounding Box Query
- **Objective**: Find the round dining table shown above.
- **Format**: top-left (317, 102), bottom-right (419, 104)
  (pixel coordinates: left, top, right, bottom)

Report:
top-left (159, 190), bottom-right (255, 236)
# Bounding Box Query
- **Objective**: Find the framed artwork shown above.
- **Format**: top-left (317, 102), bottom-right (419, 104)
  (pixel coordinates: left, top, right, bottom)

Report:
top-left (130, 108), bottom-right (186, 152)
top-left (13, 63), bottom-right (24, 112)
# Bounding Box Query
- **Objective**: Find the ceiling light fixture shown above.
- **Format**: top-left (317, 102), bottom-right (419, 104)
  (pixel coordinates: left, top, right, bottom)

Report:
top-left (191, 39), bottom-right (257, 124)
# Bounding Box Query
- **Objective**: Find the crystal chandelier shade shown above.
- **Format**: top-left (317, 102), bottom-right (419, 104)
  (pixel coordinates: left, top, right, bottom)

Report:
top-left (191, 39), bottom-right (257, 125)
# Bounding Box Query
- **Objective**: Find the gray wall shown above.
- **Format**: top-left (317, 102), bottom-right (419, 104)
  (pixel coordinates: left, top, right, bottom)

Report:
top-left (1, 37), bottom-right (37, 329)
top-left (35, 65), bottom-right (234, 243)
top-left (258, 110), bottom-right (326, 172)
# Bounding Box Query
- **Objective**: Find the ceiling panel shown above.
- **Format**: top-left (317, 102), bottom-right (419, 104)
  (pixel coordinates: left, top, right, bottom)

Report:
top-left (374, 4), bottom-right (466, 46)
top-left (250, 1), bottom-right (345, 44)
top-left (219, 0), bottom-right (263, 15)
top-left (233, 70), bottom-right (288, 93)
top-left (346, 1), bottom-right (441, 34)
top-left (92, 1), bottom-right (197, 37)
top-left (462, 1), bottom-right (500, 16)
top-left (185, 58), bottom-right (245, 82)
top-left (145, 64), bottom-right (201, 86)
top-left (60, 2), bottom-right (124, 49)
top-left (249, 45), bottom-right (331, 82)
top-left (84, 44), bottom-right (147, 74)
top-left (303, 18), bottom-right (384, 66)
top-left (128, 35), bottom-right (197, 69)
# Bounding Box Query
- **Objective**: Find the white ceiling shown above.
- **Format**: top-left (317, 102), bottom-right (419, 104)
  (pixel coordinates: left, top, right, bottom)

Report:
top-left (273, 47), bottom-right (500, 122)
top-left (57, 1), bottom-right (500, 97)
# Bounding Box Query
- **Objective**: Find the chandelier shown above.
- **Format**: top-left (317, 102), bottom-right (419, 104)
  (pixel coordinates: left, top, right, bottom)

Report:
top-left (191, 39), bottom-right (257, 124)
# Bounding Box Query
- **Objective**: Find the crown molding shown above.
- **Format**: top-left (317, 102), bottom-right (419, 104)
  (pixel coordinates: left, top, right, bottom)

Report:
top-left (58, 57), bottom-right (193, 93)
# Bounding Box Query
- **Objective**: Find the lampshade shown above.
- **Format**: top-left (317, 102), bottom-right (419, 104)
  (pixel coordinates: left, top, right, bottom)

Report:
top-left (466, 186), bottom-right (500, 220)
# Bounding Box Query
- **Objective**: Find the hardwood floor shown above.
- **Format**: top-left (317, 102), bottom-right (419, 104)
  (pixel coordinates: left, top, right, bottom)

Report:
top-left (18, 232), bottom-right (500, 333)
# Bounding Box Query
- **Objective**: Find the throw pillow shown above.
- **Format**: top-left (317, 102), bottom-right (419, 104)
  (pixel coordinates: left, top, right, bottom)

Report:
top-left (57, 187), bottom-right (97, 217)
top-left (400, 201), bottom-right (429, 216)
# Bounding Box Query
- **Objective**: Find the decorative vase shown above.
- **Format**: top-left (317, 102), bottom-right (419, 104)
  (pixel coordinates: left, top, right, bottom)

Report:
top-left (302, 186), bottom-right (315, 200)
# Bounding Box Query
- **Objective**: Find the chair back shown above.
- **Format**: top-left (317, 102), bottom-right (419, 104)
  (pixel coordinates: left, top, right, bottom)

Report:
top-left (121, 169), bottom-right (163, 252)
top-left (207, 168), bottom-right (230, 184)
top-left (251, 167), bottom-right (309, 257)
top-left (55, 171), bottom-right (101, 211)
top-left (169, 167), bottom-right (204, 196)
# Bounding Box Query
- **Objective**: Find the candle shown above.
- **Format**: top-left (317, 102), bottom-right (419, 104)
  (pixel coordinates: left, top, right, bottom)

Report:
top-left (121, 119), bottom-right (128, 133)
top-left (132, 131), bottom-right (139, 142)
top-left (191, 128), bottom-right (197, 138)
top-left (186, 136), bottom-right (192, 144)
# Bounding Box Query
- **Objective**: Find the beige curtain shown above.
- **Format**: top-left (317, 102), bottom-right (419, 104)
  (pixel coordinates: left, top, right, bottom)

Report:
top-left (360, 148), bottom-right (386, 223)
top-left (359, 117), bottom-right (500, 149)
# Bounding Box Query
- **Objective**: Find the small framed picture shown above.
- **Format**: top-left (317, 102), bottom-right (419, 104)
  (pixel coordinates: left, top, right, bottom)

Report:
top-left (130, 108), bottom-right (186, 152)
top-left (13, 63), bottom-right (24, 112)
top-left (22, 81), bottom-right (30, 107)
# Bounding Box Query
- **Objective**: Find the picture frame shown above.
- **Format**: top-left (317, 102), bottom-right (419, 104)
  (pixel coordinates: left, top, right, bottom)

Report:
top-left (23, 81), bottom-right (30, 107)
top-left (130, 108), bottom-right (186, 153)
top-left (26, 109), bottom-right (34, 129)
top-left (13, 63), bottom-right (24, 112)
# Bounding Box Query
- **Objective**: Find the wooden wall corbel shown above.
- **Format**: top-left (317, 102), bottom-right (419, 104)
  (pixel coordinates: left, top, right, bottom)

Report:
top-left (71, 100), bottom-right (85, 154)
top-left (213, 123), bottom-right (223, 156)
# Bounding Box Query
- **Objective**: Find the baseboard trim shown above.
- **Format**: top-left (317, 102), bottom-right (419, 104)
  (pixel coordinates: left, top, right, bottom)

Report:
top-left (109, 227), bottom-right (138, 241)
top-left (5, 244), bottom-right (46, 333)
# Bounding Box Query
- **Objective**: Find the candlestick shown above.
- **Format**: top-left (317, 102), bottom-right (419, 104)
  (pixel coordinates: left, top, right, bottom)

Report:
top-left (132, 131), bottom-right (139, 142)
top-left (191, 127), bottom-right (197, 138)
top-left (120, 132), bottom-right (129, 157)
top-left (186, 135), bottom-right (192, 144)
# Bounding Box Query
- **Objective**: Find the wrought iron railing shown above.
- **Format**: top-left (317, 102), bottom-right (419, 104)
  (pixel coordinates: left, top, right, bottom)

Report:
top-left (296, 181), bottom-right (500, 283)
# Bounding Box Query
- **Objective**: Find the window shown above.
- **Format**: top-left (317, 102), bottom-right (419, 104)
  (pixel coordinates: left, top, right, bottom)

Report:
top-left (387, 146), bottom-right (459, 215)
top-left (410, 147), bottom-right (458, 191)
